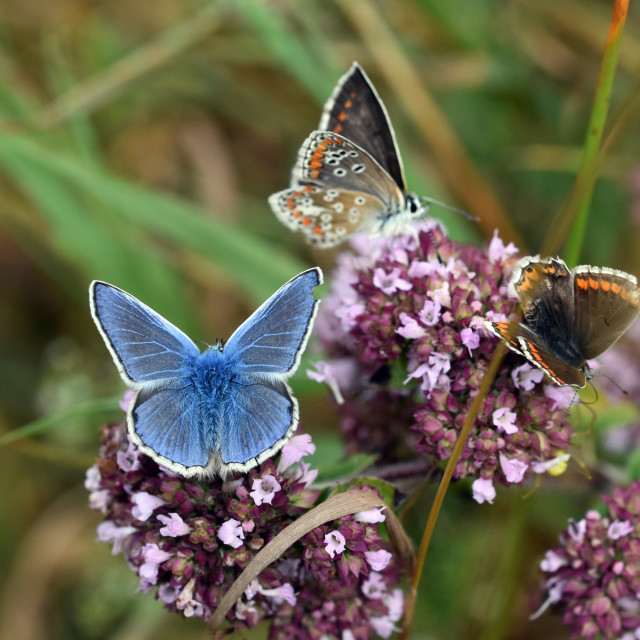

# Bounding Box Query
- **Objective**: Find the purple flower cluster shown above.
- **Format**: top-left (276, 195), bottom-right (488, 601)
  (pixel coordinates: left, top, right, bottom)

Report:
top-left (86, 394), bottom-right (404, 639)
top-left (537, 481), bottom-right (640, 639)
top-left (309, 223), bottom-right (576, 502)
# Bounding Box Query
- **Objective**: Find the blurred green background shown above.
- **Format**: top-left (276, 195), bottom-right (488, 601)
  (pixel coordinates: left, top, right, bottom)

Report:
top-left (1, 1), bottom-right (639, 638)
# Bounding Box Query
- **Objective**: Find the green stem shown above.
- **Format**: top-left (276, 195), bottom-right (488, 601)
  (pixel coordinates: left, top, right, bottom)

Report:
top-left (400, 343), bottom-right (506, 639)
top-left (562, 0), bottom-right (629, 265)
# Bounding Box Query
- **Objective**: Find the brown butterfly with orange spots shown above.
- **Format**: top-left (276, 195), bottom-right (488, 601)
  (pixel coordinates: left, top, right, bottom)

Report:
top-left (269, 62), bottom-right (429, 248)
top-left (485, 256), bottom-right (640, 387)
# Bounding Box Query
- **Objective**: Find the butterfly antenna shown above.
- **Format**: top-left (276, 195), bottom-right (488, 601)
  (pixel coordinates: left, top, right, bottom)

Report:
top-left (594, 371), bottom-right (629, 395)
top-left (420, 195), bottom-right (478, 221)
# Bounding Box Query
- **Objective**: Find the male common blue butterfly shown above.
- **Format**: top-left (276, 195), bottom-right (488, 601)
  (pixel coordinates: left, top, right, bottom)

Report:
top-left (269, 62), bottom-right (429, 248)
top-left (89, 268), bottom-right (323, 478)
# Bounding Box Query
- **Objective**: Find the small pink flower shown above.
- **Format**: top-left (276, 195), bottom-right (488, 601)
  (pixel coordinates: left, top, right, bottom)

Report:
top-left (89, 490), bottom-right (110, 513)
top-left (543, 384), bottom-right (575, 409)
top-left (218, 519), bottom-right (244, 549)
top-left (131, 492), bottom-right (165, 521)
top-left (96, 521), bottom-right (135, 555)
top-left (277, 434), bottom-right (315, 473)
top-left (511, 364), bottom-right (544, 391)
top-left (365, 549), bottom-right (392, 571)
top-left (499, 454), bottom-right (528, 483)
top-left (362, 571), bottom-right (387, 599)
top-left (492, 407), bottom-right (517, 434)
top-left (324, 530), bottom-right (346, 558)
top-left (354, 508), bottom-right (386, 523)
top-left (250, 475), bottom-right (282, 506)
top-left (370, 615), bottom-right (400, 638)
top-left (419, 299), bottom-right (442, 326)
top-left (540, 550), bottom-right (567, 572)
top-left (397, 312), bottom-right (427, 339)
top-left (488, 230), bottom-right (518, 264)
top-left (460, 327), bottom-right (480, 354)
top-left (607, 520), bottom-right (635, 540)
top-left (531, 454), bottom-right (570, 474)
top-left (407, 259), bottom-right (439, 278)
top-left (373, 267), bottom-right (412, 295)
top-left (260, 583), bottom-right (297, 606)
top-left (117, 438), bottom-right (141, 472)
top-left (119, 389), bottom-right (135, 412)
top-left (85, 465), bottom-right (101, 492)
top-left (139, 543), bottom-right (171, 584)
top-left (307, 360), bottom-right (351, 404)
top-left (472, 478), bottom-right (496, 504)
top-left (157, 513), bottom-right (191, 537)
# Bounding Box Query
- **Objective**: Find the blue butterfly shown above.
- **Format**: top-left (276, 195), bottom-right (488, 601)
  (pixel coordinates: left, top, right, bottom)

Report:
top-left (89, 268), bottom-right (323, 478)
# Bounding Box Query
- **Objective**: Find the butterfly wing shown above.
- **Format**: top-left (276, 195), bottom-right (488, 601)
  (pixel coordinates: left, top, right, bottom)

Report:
top-left (573, 266), bottom-right (640, 359)
top-left (486, 320), bottom-right (586, 387)
top-left (290, 131), bottom-right (405, 206)
top-left (517, 336), bottom-right (586, 388)
top-left (90, 281), bottom-right (199, 386)
top-left (319, 62), bottom-right (407, 191)
top-left (128, 382), bottom-right (213, 476)
top-left (224, 268), bottom-right (322, 375)
top-left (269, 185), bottom-right (393, 248)
top-left (219, 375), bottom-right (297, 473)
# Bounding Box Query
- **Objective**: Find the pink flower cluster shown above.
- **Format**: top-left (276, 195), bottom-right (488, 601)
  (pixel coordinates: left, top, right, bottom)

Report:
top-left (538, 481), bottom-right (640, 639)
top-left (310, 224), bottom-right (576, 500)
top-left (86, 398), bottom-right (404, 639)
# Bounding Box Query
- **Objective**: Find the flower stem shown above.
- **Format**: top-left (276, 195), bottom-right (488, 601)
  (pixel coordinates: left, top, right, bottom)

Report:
top-left (400, 343), bottom-right (506, 638)
top-left (550, 0), bottom-right (629, 263)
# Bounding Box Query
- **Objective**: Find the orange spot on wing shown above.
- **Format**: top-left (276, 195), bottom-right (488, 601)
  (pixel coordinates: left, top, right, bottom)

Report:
top-left (314, 225), bottom-right (323, 236)
top-left (589, 278), bottom-right (599, 290)
top-left (334, 124), bottom-right (343, 134)
top-left (309, 170), bottom-right (320, 179)
top-left (301, 218), bottom-right (312, 226)
top-left (337, 111), bottom-right (347, 122)
top-left (601, 280), bottom-right (611, 292)
top-left (349, 91), bottom-right (356, 98)
top-left (308, 160), bottom-right (323, 169)
top-left (311, 152), bottom-right (325, 159)
top-left (621, 289), bottom-right (629, 300)
top-left (293, 210), bottom-right (302, 218)
top-left (576, 277), bottom-right (589, 291)
top-left (612, 283), bottom-right (622, 294)
top-left (344, 99), bottom-right (352, 108)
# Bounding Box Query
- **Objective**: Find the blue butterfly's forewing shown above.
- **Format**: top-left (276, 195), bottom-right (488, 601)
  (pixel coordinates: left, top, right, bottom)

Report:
top-left (220, 375), bottom-right (297, 472)
top-left (129, 382), bottom-right (213, 474)
top-left (90, 281), bottom-right (199, 386)
top-left (224, 268), bottom-right (323, 375)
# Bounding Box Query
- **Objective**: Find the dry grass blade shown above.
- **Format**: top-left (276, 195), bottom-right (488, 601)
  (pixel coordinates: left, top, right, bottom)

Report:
top-left (207, 488), bottom-right (414, 632)
top-left (335, 0), bottom-right (525, 249)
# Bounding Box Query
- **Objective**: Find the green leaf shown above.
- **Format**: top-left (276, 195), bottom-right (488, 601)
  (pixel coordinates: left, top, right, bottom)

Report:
top-left (0, 396), bottom-right (121, 446)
